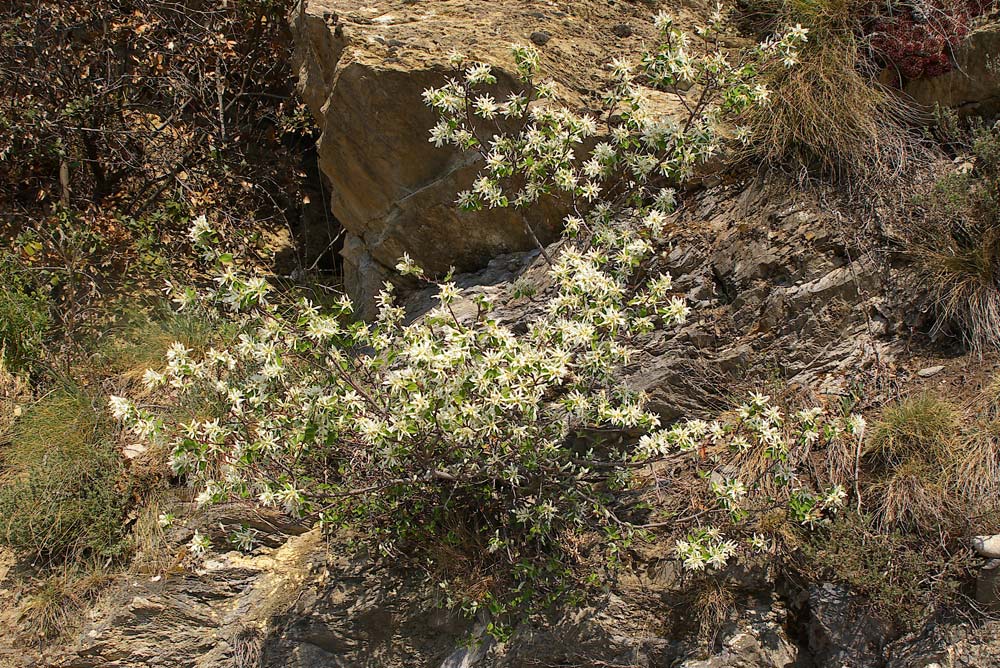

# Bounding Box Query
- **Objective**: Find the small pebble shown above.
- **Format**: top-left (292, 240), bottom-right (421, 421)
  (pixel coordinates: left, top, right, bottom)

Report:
top-left (530, 31), bottom-right (551, 46)
top-left (917, 365), bottom-right (944, 377)
top-left (612, 23), bottom-right (632, 38)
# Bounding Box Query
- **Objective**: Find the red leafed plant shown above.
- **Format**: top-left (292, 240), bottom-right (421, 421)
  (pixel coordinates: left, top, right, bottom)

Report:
top-left (869, 0), bottom-right (994, 79)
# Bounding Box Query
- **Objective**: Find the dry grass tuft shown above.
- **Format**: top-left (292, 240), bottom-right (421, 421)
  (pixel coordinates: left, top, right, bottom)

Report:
top-left (864, 394), bottom-right (962, 532)
top-left (734, 0), bottom-right (923, 189)
top-left (232, 626), bottom-right (264, 668)
top-left (957, 425), bottom-right (1000, 507)
top-left (16, 565), bottom-right (111, 640)
top-left (912, 217), bottom-right (1000, 354)
top-left (866, 393), bottom-right (959, 468)
top-left (129, 499), bottom-right (174, 575)
top-left (693, 579), bottom-right (735, 643)
top-left (908, 124), bottom-right (1000, 354)
top-left (0, 355), bottom-right (31, 436)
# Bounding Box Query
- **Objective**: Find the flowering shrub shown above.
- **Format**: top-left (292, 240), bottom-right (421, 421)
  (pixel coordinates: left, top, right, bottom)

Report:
top-left (661, 392), bottom-right (861, 570)
top-left (111, 11), bottom-right (821, 624)
top-left (423, 9), bottom-right (807, 230)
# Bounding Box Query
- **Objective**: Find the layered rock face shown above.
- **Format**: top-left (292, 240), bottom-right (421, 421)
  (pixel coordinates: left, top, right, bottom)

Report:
top-left (404, 177), bottom-right (890, 423)
top-left (290, 0), bottom-right (684, 313)
top-left (42, 513), bottom-right (1000, 668)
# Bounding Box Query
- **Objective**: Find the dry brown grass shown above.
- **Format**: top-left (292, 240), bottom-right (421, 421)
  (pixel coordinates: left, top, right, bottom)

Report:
top-left (129, 499), bottom-right (174, 575)
top-left (16, 565), bottom-right (111, 640)
top-left (864, 394), bottom-right (963, 532)
top-left (734, 0), bottom-right (924, 189)
top-left (911, 212), bottom-right (1000, 354)
top-left (232, 626), bottom-right (264, 668)
top-left (957, 426), bottom-right (1000, 508)
top-left (863, 388), bottom-right (1000, 534)
top-left (907, 124), bottom-right (1000, 354)
top-left (693, 579), bottom-right (735, 642)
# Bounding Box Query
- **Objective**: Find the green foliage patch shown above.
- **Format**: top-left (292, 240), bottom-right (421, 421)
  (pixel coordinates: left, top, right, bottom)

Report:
top-left (0, 255), bottom-right (50, 372)
top-left (0, 388), bottom-right (132, 560)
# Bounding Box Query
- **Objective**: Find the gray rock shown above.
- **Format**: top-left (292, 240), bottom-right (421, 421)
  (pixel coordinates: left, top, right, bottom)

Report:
top-left (807, 584), bottom-right (890, 668)
top-left (887, 618), bottom-right (1000, 667)
top-left (972, 534), bottom-right (1000, 558)
top-left (917, 365), bottom-right (945, 378)
top-left (680, 596), bottom-right (798, 667)
top-left (976, 559), bottom-right (1000, 611)
top-left (904, 26), bottom-right (1000, 120)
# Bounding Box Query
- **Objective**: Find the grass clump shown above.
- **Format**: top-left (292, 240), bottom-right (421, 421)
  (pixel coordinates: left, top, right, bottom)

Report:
top-left (908, 123), bottom-right (1000, 354)
top-left (0, 254), bottom-right (50, 373)
top-left (0, 387), bottom-right (134, 561)
top-left (733, 0), bottom-right (919, 187)
top-left (16, 565), bottom-right (111, 640)
top-left (91, 309), bottom-right (228, 385)
top-left (0, 308), bottom-right (225, 564)
top-left (864, 393), bottom-right (961, 531)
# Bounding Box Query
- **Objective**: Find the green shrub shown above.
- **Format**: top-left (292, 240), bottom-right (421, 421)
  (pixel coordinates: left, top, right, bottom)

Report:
top-left (0, 254), bottom-right (50, 372)
top-left (800, 513), bottom-right (967, 625)
top-left (0, 388), bottom-right (132, 560)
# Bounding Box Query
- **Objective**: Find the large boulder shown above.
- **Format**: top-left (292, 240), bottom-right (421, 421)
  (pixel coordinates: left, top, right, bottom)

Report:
top-left (289, 0), bottom-right (680, 313)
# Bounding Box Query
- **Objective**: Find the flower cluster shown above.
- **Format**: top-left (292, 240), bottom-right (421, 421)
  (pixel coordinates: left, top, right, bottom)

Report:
top-left (661, 392), bottom-right (861, 571)
top-left (423, 8), bottom-right (806, 219)
top-left (675, 527), bottom-right (738, 572)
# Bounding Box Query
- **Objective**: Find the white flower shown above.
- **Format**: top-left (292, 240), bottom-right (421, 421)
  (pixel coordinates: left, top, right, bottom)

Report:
top-left (751, 84), bottom-right (770, 105)
top-left (846, 414), bottom-right (866, 439)
top-left (187, 215), bottom-right (213, 244)
top-left (189, 530), bottom-right (211, 557)
top-left (141, 368), bottom-right (166, 390)
top-left (465, 63), bottom-right (495, 86)
top-left (229, 526), bottom-right (260, 553)
top-left (788, 23), bottom-right (809, 42)
top-left (108, 395), bottom-right (133, 421)
top-left (474, 94), bottom-right (499, 119)
top-left (610, 57), bottom-right (633, 79)
top-left (653, 11), bottom-right (674, 32)
top-left (395, 253), bottom-right (423, 277)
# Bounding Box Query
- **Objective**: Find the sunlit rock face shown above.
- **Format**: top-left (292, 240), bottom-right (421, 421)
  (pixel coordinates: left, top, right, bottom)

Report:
top-left (289, 0), bottom-right (680, 314)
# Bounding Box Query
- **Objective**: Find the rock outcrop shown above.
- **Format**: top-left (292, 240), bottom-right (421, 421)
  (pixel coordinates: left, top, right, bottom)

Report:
top-left (904, 23), bottom-right (1000, 119)
top-left (40, 509), bottom-right (1000, 668)
top-left (290, 0), bottom-right (693, 313)
top-left (404, 177), bottom-right (890, 422)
